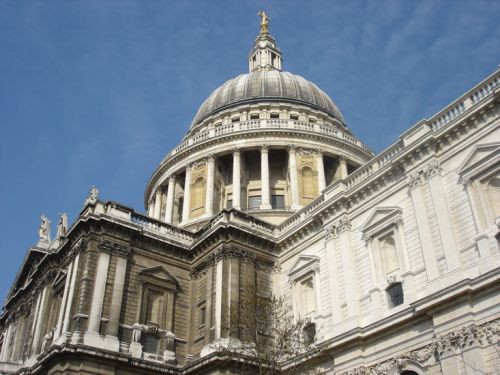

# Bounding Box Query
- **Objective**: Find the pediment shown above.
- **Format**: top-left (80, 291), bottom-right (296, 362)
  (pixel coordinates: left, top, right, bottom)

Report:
top-left (287, 255), bottom-right (320, 279)
top-left (361, 207), bottom-right (402, 235)
top-left (138, 266), bottom-right (179, 289)
top-left (458, 142), bottom-right (500, 178)
top-left (52, 269), bottom-right (67, 289)
top-left (6, 248), bottom-right (47, 301)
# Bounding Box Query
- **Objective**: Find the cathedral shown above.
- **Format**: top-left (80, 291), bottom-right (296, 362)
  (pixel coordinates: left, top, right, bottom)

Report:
top-left (1, 13), bottom-right (499, 375)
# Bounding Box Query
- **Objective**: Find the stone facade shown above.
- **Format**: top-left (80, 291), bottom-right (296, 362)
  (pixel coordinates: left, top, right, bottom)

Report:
top-left (1, 16), bottom-right (499, 375)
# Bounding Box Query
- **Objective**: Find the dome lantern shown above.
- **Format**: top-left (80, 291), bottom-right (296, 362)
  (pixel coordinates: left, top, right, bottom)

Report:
top-left (248, 11), bottom-right (283, 72)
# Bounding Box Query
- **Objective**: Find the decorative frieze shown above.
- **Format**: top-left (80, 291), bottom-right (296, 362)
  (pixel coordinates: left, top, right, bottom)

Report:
top-left (406, 160), bottom-right (442, 190)
top-left (190, 246), bottom-right (278, 279)
top-left (98, 240), bottom-right (130, 257)
top-left (343, 319), bottom-right (499, 375)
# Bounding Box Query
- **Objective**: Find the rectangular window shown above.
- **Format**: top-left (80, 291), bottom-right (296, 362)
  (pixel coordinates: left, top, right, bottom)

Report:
top-left (290, 114), bottom-right (299, 120)
top-left (248, 196), bottom-right (261, 209)
top-left (226, 199), bottom-right (233, 209)
top-left (300, 277), bottom-right (316, 317)
top-left (232, 117), bottom-right (240, 123)
top-left (200, 306), bottom-right (206, 326)
top-left (250, 114), bottom-right (259, 120)
top-left (270, 113), bottom-right (279, 119)
top-left (271, 195), bottom-right (285, 209)
top-left (145, 289), bottom-right (162, 327)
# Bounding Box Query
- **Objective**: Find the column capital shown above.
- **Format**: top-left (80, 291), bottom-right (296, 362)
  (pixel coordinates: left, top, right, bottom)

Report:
top-left (184, 163), bottom-right (193, 171)
top-left (206, 153), bottom-right (215, 163)
top-left (260, 145), bottom-right (269, 153)
top-left (232, 148), bottom-right (241, 156)
top-left (168, 174), bottom-right (176, 182)
top-left (287, 144), bottom-right (297, 154)
top-left (314, 149), bottom-right (325, 157)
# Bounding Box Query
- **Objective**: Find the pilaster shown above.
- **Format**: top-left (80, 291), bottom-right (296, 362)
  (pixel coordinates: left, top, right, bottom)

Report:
top-left (260, 146), bottom-right (271, 209)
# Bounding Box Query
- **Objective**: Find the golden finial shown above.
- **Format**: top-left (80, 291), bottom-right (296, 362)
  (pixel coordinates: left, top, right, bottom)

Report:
top-left (258, 11), bottom-right (270, 35)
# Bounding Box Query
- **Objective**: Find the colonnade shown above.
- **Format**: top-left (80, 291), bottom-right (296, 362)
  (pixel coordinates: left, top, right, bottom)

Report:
top-left (149, 147), bottom-right (349, 224)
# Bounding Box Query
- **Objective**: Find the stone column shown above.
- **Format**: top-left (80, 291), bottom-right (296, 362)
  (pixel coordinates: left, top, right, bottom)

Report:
top-left (161, 188), bottom-right (168, 221)
top-left (182, 165), bottom-right (192, 223)
top-left (337, 216), bottom-right (359, 319)
top-left (407, 175), bottom-right (440, 281)
top-left (105, 256), bottom-right (127, 351)
top-left (153, 187), bottom-right (162, 220)
top-left (426, 162), bottom-right (461, 272)
top-left (32, 285), bottom-right (49, 355)
top-left (232, 149), bottom-right (241, 210)
top-left (325, 226), bottom-right (342, 325)
top-left (0, 324), bottom-right (13, 361)
top-left (288, 147), bottom-right (300, 209)
top-left (260, 146), bottom-right (271, 209)
top-left (12, 317), bottom-right (26, 362)
top-left (316, 151), bottom-right (326, 192)
top-left (214, 258), bottom-right (230, 339)
top-left (148, 200), bottom-right (154, 217)
top-left (61, 254), bottom-right (80, 335)
top-left (165, 175), bottom-right (176, 224)
top-left (86, 252), bottom-right (110, 336)
top-left (53, 261), bottom-right (73, 341)
top-left (339, 157), bottom-right (348, 179)
top-left (205, 155), bottom-right (215, 216)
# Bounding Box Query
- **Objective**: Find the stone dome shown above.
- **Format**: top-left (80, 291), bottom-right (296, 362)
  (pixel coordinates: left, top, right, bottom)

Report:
top-left (190, 70), bottom-right (345, 129)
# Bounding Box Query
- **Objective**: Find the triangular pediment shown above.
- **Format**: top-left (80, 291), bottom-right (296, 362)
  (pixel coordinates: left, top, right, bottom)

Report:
top-left (52, 269), bottom-right (67, 289)
top-left (138, 266), bottom-right (179, 289)
top-left (287, 255), bottom-right (320, 278)
top-left (458, 142), bottom-right (500, 176)
top-left (361, 207), bottom-right (402, 234)
top-left (6, 248), bottom-right (47, 301)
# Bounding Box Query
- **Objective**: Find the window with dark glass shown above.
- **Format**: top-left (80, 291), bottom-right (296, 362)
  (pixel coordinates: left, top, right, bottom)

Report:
top-left (303, 322), bottom-right (316, 345)
top-left (142, 334), bottom-right (160, 354)
top-left (248, 196), bottom-right (261, 209)
top-left (250, 114), bottom-right (259, 120)
top-left (387, 282), bottom-right (404, 308)
top-left (270, 113), bottom-right (279, 119)
top-left (271, 195), bottom-right (285, 209)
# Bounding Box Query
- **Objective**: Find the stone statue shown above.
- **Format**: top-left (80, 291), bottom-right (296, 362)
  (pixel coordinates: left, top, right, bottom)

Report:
top-left (132, 323), bottom-right (142, 343)
top-left (84, 185), bottom-right (99, 206)
top-left (258, 11), bottom-right (270, 34)
top-left (56, 213), bottom-right (68, 238)
top-left (39, 214), bottom-right (51, 243)
top-left (41, 328), bottom-right (54, 352)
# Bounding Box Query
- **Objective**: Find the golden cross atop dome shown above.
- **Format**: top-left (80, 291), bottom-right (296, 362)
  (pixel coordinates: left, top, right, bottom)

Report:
top-left (258, 11), bottom-right (270, 35)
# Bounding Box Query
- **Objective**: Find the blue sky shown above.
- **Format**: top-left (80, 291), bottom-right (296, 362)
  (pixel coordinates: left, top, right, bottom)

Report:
top-left (0, 0), bottom-right (499, 303)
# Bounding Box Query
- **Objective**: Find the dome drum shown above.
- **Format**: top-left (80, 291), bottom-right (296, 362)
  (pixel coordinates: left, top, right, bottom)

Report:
top-left (146, 139), bottom-right (364, 228)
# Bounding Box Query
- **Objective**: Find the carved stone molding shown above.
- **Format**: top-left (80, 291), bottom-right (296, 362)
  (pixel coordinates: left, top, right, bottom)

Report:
top-left (337, 215), bottom-right (352, 234)
top-left (407, 160), bottom-right (442, 190)
top-left (98, 240), bottom-right (130, 258)
top-left (342, 319), bottom-right (499, 375)
top-left (190, 245), bottom-right (278, 279)
top-left (424, 160), bottom-right (442, 180)
top-left (324, 224), bottom-right (337, 240)
top-left (406, 171), bottom-right (424, 190)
